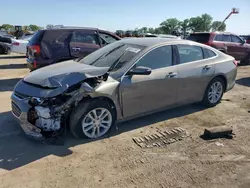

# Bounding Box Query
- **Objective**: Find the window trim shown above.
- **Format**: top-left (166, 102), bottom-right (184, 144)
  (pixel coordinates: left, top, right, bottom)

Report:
top-left (122, 44), bottom-right (174, 79)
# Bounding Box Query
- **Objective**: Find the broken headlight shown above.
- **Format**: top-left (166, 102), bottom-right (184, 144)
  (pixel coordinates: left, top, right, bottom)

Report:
top-left (29, 97), bottom-right (45, 106)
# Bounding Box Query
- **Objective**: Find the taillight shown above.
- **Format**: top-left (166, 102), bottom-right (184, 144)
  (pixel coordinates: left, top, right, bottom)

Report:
top-left (30, 45), bottom-right (41, 54)
top-left (233, 60), bottom-right (238, 66)
top-left (12, 42), bottom-right (20, 46)
top-left (203, 42), bottom-right (211, 46)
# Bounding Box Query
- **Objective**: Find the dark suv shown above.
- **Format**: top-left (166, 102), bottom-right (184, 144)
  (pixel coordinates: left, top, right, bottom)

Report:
top-left (26, 27), bottom-right (120, 70)
top-left (187, 32), bottom-right (250, 65)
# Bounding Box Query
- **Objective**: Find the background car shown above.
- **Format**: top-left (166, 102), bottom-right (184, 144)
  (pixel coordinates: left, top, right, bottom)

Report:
top-left (187, 32), bottom-right (250, 65)
top-left (26, 26), bottom-right (120, 70)
top-left (11, 38), bottom-right (237, 140)
top-left (0, 34), bottom-right (13, 54)
top-left (240, 35), bottom-right (250, 44)
top-left (11, 36), bottom-right (32, 54)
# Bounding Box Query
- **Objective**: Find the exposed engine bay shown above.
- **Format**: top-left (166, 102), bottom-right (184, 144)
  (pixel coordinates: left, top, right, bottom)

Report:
top-left (26, 74), bottom-right (109, 142)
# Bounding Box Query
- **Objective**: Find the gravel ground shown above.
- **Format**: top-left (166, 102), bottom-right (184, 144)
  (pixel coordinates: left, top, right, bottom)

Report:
top-left (0, 54), bottom-right (250, 188)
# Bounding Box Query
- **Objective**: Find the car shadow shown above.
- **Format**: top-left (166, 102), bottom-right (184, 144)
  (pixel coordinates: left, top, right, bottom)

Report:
top-left (0, 63), bottom-right (27, 69)
top-left (0, 78), bottom-right (22, 92)
top-left (0, 104), bottom-right (206, 171)
top-left (0, 55), bottom-right (26, 59)
top-left (236, 77), bottom-right (250, 87)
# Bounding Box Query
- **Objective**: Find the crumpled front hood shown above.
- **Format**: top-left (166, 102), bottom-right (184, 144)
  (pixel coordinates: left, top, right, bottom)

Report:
top-left (24, 60), bottom-right (109, 89)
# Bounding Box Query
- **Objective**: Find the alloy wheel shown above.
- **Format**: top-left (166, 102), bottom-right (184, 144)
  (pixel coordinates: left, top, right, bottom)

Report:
top-left (81, 108), bottom-right (112, 138)
top-left (208, 81), bottom-right (223, 104)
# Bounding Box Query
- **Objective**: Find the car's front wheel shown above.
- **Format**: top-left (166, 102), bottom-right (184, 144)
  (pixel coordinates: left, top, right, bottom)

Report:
top-left (69, 99), bottom-right (115, 139)
top-left (202, 77), bottom-right (225, 107)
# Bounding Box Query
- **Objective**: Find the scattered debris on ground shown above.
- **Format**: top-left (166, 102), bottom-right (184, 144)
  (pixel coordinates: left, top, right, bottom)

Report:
top-left (203, 125), bottom-right (233, 139)
top-left (133, 127), bottom-right (190, 148)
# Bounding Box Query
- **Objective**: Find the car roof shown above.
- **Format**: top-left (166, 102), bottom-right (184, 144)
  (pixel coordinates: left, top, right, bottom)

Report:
top-left (191, 31), bottom-right (237, 35)
top-left (121, 37), bottom-right (184, 47)
top-left (43, 26), bottom-right (98, 31)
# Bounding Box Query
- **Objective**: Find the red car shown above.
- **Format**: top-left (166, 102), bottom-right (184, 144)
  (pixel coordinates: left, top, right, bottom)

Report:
top-left (187, 32), bottom-right (250, 65)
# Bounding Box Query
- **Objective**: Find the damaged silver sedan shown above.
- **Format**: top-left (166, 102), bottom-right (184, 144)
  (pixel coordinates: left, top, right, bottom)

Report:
top-left (11, 38), bottom-right (237, 140)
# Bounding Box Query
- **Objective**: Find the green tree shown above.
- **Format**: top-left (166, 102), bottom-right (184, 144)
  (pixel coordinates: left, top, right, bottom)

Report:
top-left (1, 24), bottom-right (14, 31)
top-left (29, 24), bottom-right (40, 31)
top-left (148, 27), bottom-right (155, 34)
top-left (179, 19), bottom-right (190, 36)
top-left (154, 27), bottom-right (163, 34)
top-left (189, 14), bottom-right (213, 32)
top-left (211, 21), bottom-right (226, 31)
top-left (160, 18), bottom-right (180, 34)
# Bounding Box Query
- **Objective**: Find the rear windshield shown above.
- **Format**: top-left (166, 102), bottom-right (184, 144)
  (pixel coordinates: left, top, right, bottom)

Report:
top-left (187, 33), bottom-right (210, 43)
top-left (80, 41), bottom-right (146, 71)
top-left (29, 30), bottom-right (44, 44)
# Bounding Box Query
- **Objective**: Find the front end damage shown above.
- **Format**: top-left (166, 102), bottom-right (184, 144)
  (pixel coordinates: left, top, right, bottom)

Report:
top-left (11, 64), bottom-right (113, 142)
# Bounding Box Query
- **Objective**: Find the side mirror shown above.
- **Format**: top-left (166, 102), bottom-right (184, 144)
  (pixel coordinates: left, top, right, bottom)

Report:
top-left (127, 66), bottom-right (152, 76)
top-left (242, 39), bottom-right (246, 44)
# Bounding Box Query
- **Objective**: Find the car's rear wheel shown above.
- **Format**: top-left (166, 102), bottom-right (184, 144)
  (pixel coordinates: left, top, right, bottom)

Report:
top-left (0, 46), bottom-right (5, 54)
top-left (69, 99), bottom-right (115, 139)
top-left (241, 53), bottom-right (250, 65)
top-left (202, 77), bottom-right (225, 107)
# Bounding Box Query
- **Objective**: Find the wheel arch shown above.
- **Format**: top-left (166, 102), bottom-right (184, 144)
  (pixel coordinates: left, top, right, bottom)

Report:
top-left (209, 74), bottom-right (228, 92)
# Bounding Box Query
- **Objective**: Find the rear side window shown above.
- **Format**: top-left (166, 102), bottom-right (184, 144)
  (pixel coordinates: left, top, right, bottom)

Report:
top-left (223, 35), bottom-right (231, 42)
top-left (177, 45), bottom-right (203, 64)
top-left (186, 33), bottom-right (210, 43)
top-left (29, 30), bottom-right (44, 44)
top-left (136, 45), bottom-right (172, 70)
top-left (99, 33), bottom-right (118, 44)
top-left (42, 30), bottom-right (72, 45)
top-left (231, 35), bottom-right (242, 43)
top-left (203, 48), bottom-right (216, 58)
top-left (214, 34), bottom-right (223, 41)
top-left (71, 31), bottom-right (99, 45)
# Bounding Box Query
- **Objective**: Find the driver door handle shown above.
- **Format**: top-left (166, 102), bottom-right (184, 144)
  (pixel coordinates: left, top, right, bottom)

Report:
top-left (166, 72), bottom-right (177, 78)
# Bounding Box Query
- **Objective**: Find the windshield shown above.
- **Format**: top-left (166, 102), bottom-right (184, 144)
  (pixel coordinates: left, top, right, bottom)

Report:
top-left (80, 42), bottom-right (145, 71)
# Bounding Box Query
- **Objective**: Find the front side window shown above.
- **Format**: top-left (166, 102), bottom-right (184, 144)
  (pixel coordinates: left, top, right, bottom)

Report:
top-left (223, 35), bottom-right (231, 42)
top-left (177, 45), bottom-right (203, 64)
top-left (71, 32), bottom-right (99, 44)
top-left (231, 35), bottom-right (242, 43)
top-left (135, 45), bottom-right (172, 70)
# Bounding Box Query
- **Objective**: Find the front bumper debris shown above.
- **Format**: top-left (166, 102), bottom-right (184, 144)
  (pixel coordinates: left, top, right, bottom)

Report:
top-left (11, 92), bottom-right (45, 141)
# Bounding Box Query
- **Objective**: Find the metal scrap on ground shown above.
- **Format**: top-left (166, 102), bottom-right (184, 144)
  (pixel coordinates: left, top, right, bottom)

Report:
top-left (133, 127), bottom-right (190, 148)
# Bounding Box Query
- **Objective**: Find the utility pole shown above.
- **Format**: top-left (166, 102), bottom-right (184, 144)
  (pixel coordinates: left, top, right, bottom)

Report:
top-left (215, 8), bottom-right (239, 31)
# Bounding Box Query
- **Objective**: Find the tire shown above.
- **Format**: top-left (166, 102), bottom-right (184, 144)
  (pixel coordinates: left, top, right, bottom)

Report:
top-left (0, 46), bottom-right (5, 54)
top-left (241, 53), bottom-right (250, 65)
top-left (69, 99), bottom-right (116, 139)
top-left (202, 77), bottom-right (225, 107)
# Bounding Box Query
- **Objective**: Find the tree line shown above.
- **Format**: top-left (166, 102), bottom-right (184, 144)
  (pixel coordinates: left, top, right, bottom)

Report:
top-left (122, 13), bottom-right (226, 36)
top-left (0, 24), bottom-right (41, 32)
top-left (0, 13), bottom-right (226, 36)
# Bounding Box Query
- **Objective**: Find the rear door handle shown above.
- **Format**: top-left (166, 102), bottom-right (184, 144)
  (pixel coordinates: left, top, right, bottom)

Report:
top-left (72, 47), bottom-right (81, 52)
top-left (203, 65), bottom-right (212, 70)
top-left (166, 72), bottom-right (177, 78)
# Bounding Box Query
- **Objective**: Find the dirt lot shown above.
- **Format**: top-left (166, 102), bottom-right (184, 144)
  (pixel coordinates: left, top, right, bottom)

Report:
top-left (0, 54), bottom-right (249, 188)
